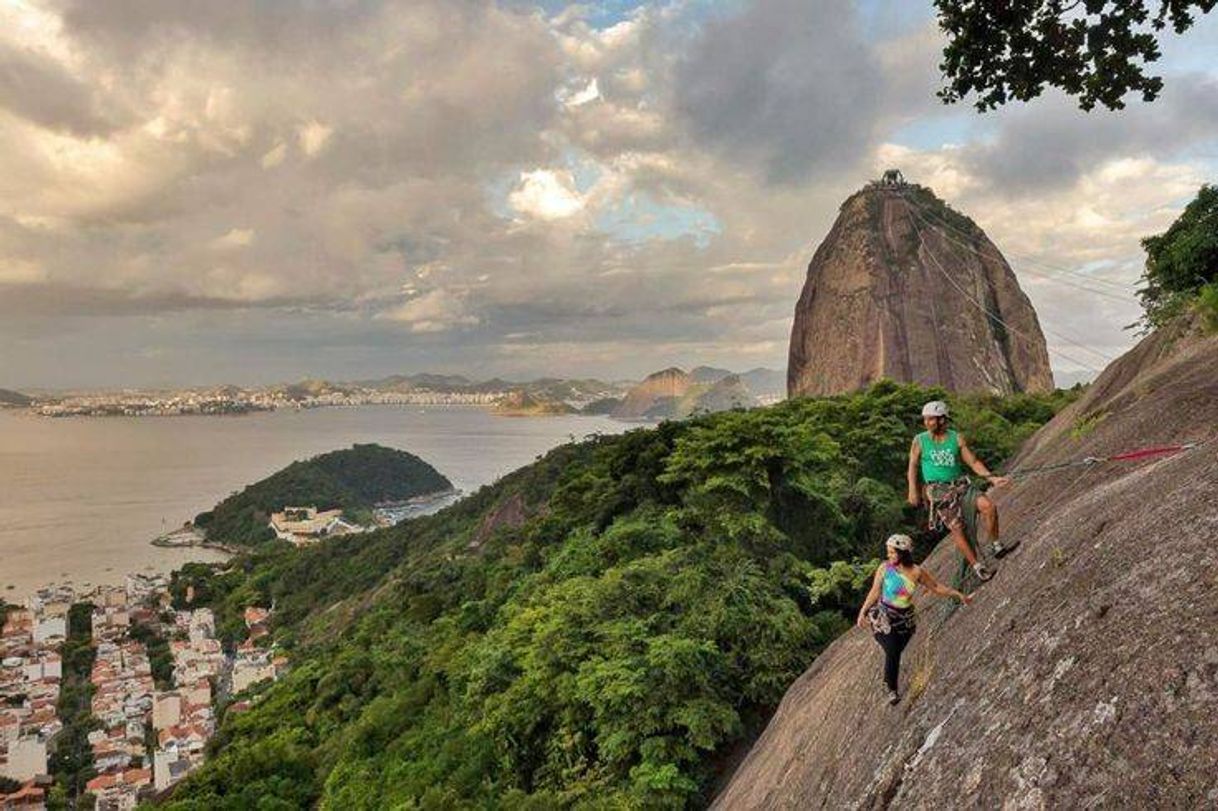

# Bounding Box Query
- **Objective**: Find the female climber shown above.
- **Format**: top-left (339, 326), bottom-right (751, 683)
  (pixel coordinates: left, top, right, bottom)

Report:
top-left (856, 533), bottom-right (971, 705)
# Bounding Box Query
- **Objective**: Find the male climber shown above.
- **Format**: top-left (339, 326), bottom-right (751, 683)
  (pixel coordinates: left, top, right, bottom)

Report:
top-left (907, 400), bottom-right (1018, 581)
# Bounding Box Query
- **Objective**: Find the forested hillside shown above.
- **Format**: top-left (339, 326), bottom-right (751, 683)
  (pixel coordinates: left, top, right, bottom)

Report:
top-left (158, 383), bottom-right (1075, 809)
top-left (192, 443), bottom-right (452, 547)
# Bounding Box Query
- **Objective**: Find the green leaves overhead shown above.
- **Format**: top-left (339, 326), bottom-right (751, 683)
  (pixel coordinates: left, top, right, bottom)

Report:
top-left (936, 1), bottom-right (1216, 111)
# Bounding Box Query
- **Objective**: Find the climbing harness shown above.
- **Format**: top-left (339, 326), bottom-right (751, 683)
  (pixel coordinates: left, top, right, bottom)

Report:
top-left (924, 476), bottom-right (973, 534)
top-left (867, 602), bottom-right (916, 636)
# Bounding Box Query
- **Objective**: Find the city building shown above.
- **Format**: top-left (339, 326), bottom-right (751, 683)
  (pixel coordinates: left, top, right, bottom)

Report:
top-left (269, 506), bottom-right (363, 545)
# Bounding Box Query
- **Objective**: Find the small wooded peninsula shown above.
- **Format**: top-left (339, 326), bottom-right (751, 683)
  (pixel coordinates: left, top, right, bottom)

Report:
top-left (191, 443), bottom-right (453, 547)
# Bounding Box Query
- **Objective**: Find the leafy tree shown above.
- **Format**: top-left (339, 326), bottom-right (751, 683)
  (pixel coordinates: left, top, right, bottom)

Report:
top-left (936, 0), bottom-right (1217, 111)
top-left (50, 603), bottom-right (100, 805)
top-left (1138, 184), bottom-right (1218, 328)
top-left (129, 621), bottom-right (174, 690)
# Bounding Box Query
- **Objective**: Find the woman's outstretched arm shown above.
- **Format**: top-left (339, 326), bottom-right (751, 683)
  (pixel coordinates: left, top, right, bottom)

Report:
top-left (916, 566), bottom-right (972, 605)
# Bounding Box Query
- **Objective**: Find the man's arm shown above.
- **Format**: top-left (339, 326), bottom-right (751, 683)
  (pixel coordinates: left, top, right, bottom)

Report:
top-left (958, 432), bottom-right (1010, 486)
top-left (907, 437), bottom-right (922, 506)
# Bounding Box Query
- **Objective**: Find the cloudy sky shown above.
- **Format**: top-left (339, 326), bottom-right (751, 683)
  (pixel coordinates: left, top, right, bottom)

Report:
top-left (1, 0), bottom-right (1215, 390)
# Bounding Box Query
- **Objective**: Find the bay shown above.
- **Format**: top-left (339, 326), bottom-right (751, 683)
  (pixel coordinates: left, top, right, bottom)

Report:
top-left (0, 406), bottom-right (624, 601)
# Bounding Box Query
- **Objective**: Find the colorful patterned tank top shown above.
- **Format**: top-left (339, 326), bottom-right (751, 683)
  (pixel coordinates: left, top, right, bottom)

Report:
top-left (881, 562), bottom-right (917, 610)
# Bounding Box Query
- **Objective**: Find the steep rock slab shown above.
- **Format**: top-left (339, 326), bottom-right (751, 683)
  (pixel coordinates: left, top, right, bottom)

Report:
top-left (719, 321), bottom-right (1218, 809)
top-left (788, 184), bottom-right (1054, 397)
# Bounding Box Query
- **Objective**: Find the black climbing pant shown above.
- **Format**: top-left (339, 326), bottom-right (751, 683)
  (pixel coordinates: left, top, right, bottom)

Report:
top-left (874, 627), bottom-right (915, 692)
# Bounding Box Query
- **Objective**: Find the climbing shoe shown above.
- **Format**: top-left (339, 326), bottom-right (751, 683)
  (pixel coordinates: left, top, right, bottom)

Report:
top-left (972, 562), bottom-right (996, 581)
top-left (991, 538), bottom-right (1020, 558)
top-left (887, 689), bottom-right (901, 706)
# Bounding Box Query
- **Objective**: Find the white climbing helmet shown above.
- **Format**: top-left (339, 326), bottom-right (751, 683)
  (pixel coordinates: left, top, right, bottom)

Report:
top-left (886, 533), bottom-right (913, 551)
top-left (921, 400), bottom-right (949, 418)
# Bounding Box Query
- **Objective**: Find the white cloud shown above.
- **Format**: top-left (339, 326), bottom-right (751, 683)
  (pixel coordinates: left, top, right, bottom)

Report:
top-left (380, 288), bottom-right (480, 333)
top-left (565, 78), bottom-right (600, 107)
top-left (297, 120), bottom-right (332, 158)
top-left (0, 258), bottom-right (46, 283)
top-left (210, 228), bottom-right (255, 250)
top-left (260, 142), bottom-right (286, 168)
top-left (508, 169), bottom-right (586, 220)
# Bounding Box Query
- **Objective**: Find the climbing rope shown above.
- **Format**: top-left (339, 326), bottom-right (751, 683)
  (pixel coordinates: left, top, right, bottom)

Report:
top-left (904, 203), bottom-right (1110, 376)
top-left (1004, 441), bottom-right (1202, 479)
top-left (919, 438), bottom-right (1209, 632)
top-left (901, 198), bottom-right (1139, 299)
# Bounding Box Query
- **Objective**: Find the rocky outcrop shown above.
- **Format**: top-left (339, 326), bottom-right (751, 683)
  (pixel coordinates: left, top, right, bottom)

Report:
top-left (739, 368), bottom-right (786, 402)
top-left (690, 366), bottom-right (735, 384)
top-left (612, 368), bottom-right (692, 419)
top-left (688, 374), bottom-right (755, 414)
top-left (717, 318), bottom-right (1218, 809)
top-left (492, 390), bottom-right (576, 416)
top-left (788, 184), bottom-right (1054, 398)
top-left (613, 368), bottom-right (763, 420)
top-left (468, 492), bottom-right (531, 550)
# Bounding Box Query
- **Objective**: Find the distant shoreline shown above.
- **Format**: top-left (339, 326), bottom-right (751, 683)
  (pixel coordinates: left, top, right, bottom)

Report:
top-left (148, 486), bottom-right (465, 554)
top-left (150, 525), bottom-right (242, 555)
top-left (13, 402), bottom-right (625, 420)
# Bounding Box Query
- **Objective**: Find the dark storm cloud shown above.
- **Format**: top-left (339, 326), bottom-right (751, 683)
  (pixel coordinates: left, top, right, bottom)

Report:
top-left (673, 0), bottom-right (886, 185)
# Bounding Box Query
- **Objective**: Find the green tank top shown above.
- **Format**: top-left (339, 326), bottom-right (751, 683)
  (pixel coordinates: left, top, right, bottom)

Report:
top-left (918, 429), bottom-right (963, 483)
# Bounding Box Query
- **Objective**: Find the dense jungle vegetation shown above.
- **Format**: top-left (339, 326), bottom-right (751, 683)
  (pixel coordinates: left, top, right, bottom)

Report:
top-left (155, 382), bottom-right (1077, 809)
top-left (192, 443), bottom-right (452, 547)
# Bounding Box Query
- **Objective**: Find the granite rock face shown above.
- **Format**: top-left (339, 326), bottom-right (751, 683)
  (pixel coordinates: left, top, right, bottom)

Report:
top-left (612, 368), bottom-right (761, 420)
top-left (788, 184), bottom-right (1054, 398)
top-left (716, 317), bottom-right (1218, 809)
top-left (690, 374), bottom-right (755, 414)
top-left (612, 367), bottom-right (692, 419)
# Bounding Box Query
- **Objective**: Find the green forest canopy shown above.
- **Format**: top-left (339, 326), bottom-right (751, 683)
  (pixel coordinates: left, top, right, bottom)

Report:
top-left (193, 443), bottom-right (452, 547)
top-left (160, 383), bottom-right (1077, 810)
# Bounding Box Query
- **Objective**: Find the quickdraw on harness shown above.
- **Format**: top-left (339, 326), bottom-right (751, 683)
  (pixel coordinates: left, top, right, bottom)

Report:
top-left (1004, 442), bottom-right (1200, 479)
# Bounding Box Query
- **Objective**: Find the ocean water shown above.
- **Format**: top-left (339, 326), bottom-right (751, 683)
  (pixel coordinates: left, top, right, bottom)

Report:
top-left (0, 406), bottom-right (624, 601)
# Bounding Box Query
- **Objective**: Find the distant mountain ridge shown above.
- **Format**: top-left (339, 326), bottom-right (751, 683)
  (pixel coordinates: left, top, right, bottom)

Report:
top-left (351, 373), bottom-right (628, 401)
top-left (22, 369), bottom-right (783, 416)
top-left (612, 366), bottom-right (784, 420)
top-left (0, 388), bottom-right (32, 407)
top-left (493, 390), bottom-right (577, 416)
